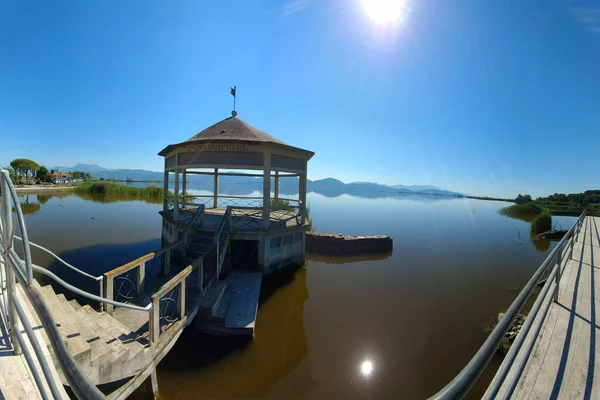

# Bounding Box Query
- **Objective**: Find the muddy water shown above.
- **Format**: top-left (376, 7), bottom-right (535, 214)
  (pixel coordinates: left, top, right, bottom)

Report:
top-left (18, 192), bottom-right (575, 399)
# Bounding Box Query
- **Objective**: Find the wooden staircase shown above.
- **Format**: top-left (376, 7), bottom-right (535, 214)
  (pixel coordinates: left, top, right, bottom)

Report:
top-left (24, 282), bottom-right (153, 386)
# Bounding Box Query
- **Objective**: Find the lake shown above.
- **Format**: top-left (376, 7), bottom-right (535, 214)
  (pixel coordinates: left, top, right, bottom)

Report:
top-left (16, 189), bottom-right (576, 399)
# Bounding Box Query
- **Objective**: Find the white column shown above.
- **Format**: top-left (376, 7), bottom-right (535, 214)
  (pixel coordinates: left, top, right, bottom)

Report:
top-left (299, 162), bottom-right (307, 224)
top-left (274, 171), bottom-right (279, 205)
top-left (174, 169), bottom-right (180, 221)
top-left (163, 169), bottom-right (169, 213)
top-left (213, 168), bottom-right (219, 208)
top-left (262, 152), bottom-right (271, 230)
top-left (182, 169), bottom-right (187, 207)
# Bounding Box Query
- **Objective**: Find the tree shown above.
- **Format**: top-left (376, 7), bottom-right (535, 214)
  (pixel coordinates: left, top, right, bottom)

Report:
top-left (8, 169), bottom-right (19, 184)
top-left (515, 194), bottom-right (532, 204)
top-left (37, 166), bottom-right (51, 182)
top-left (85, 172), bottom-right (92, 181)
top-left (10, 159), bottom-right (40, 183)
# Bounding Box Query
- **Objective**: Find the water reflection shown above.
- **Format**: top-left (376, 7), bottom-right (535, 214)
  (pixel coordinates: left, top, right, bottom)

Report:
top-left (307, 252), bottom-right (392, 264)
top-left (73, 192), bottom-right (163, 204)
top-left (361, 360), bottom-right (374, 377)
top-left (529, 233), bottom-right (551, 252)
top-left (154, 266), bottom-right (309, 399)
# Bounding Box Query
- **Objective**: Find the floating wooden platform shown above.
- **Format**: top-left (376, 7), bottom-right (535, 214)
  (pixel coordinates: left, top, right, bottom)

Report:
top-left (490, 216), bottom-right (600, 398)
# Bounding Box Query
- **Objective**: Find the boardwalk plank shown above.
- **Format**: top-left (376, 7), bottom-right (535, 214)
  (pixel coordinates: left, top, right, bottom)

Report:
top-left (490, 216), bottom-right (600, 399)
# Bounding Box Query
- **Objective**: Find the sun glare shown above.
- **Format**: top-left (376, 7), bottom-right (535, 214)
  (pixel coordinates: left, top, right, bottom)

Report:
top-left (360, 0), bottom-right (407, 26)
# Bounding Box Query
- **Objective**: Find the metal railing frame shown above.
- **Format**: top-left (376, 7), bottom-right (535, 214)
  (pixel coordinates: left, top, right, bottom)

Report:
top-left (0, 169), bottom-right (105, 399)
top-left (430, 209), bottom-right (588, 399)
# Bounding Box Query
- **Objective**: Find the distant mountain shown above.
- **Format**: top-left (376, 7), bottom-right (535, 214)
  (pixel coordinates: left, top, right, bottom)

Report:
top-left (52, 164), bottom-right (164, 181)
top-left (53, 163), bottom-right (463, 198)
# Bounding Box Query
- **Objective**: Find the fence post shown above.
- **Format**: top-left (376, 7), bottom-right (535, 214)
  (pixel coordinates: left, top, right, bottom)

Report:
top-left (179, 281), bottom-right (186, 321)
top-left (137, 261), bottom-right (145, 295)
top-left (554, 246), bottom-right (563, 302)
top-left (104, 275), bottom-right (114, 314)
top-left (1, 173), bottom-right (21, 355)
top-left (150, 298), bottom-right (160, 344)
top-left (99, 278), bottom-right (104, 312)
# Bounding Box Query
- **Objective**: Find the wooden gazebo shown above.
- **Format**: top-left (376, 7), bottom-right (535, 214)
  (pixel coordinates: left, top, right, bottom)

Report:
top-left (158, 114), bottom-right (314, 273)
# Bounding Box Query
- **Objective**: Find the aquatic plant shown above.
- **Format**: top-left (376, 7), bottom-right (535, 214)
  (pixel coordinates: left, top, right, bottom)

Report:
top-left (530, 211), bottom-right (552, 234)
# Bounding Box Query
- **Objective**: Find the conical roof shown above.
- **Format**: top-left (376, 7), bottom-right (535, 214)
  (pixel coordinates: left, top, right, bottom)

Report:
top-left (185, 116), bottom-right (286, 145)
top-left (158, 116), bottom-right (313, 158)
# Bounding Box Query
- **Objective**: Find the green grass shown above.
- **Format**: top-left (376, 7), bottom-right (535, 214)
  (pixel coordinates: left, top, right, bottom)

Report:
top-left (270, 198), bottom-right (292, 208)
top-left (74, 181), bottom-right (165, 200)
top-left (531, 211), bottom-right (552, 235)
top-left (499, 202), bottom-right (545, 222)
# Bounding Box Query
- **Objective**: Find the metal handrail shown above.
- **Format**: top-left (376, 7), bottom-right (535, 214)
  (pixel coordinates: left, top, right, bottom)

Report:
top-left (1, 169), bottom-right (105, 399)
top-left (14, 236), bottom-right (102, 281)
top-left (430, 209), bottom-right (588, 399)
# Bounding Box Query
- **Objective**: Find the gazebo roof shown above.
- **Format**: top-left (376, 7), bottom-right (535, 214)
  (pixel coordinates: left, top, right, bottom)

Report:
top-left (158, 116), bottom-right (313, 158)
top-left (186, 116), bottom-right (285, 145)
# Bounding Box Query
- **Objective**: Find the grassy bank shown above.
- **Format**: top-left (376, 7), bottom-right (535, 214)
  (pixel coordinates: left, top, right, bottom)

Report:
top-left (499, 202), bottom-right (544, 221)
top-left (531, 211), bottom-right (552, 234)
top-left (74, 181), bottom-right (165, 200)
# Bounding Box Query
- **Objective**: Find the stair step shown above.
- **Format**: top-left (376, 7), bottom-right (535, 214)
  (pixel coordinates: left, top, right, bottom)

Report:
top-left (39, 286), bottom-right (92, 361)
top-left (77, 306), bottom-right (124, 362)
top-left (68, 299), bottom-right (82, 311)
top-left (55, 294), bottom-right (101, 344)
top-left (200, 281), bottom-right (227, 315)
top-left (213, 286), bottom-right (236, 321)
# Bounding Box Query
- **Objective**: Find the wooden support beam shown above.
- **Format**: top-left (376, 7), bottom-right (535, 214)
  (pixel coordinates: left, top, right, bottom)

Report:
top-left (163, 170), bottom-right (169, 213)
top-left (263, 153), bottom-right (271, 230)
top-left (213, 168), bottom-right (219, 208)
top-left (174, 169), bottom-right (180, 220)
top-left (274, 171), bottom-right (279, 204)
top-left (182, 169), bottom-right (187, 206)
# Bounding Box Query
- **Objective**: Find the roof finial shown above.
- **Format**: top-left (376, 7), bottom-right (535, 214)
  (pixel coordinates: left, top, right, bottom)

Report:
top-left (230, 85), bottom-right (237, 116)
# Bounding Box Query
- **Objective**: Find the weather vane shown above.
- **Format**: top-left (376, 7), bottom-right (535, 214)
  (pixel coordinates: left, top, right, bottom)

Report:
top-left (230, 85), bottom-right (237, 116)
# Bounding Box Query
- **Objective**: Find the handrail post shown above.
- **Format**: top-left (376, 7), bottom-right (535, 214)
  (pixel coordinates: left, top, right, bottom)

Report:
top-left (149, 301), bottom-right (159, 345)
top-left (179, 280), bottom-right (186, 320)
top-left (104, 274), bottom-right (114, 314)
top-left (99, 277), bottom-right (104, 312)
top-left (137, 261), bottom-right (146, 294)
top-left (554, 246), bottom-right (563, 302)
top-left (1, 173), bottom-right (20, 355)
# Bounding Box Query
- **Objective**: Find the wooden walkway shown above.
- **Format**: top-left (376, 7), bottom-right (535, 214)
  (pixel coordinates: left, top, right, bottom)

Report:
top-left (493, 216), bottom-right (600, 399)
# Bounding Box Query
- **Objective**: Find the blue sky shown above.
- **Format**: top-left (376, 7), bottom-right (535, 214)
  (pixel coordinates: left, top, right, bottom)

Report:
top-left (1, 0), bottom-right (599, 198)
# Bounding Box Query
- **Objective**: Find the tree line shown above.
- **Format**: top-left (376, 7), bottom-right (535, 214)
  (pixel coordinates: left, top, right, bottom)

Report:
top-left (514, 191), bottom-right (600, 205)
top-left (6, 158), bottom-right (92, 184)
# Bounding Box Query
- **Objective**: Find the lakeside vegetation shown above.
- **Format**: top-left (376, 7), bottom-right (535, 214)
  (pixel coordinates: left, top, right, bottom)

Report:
top-left (74, 181), bottom-right (165, 200)
top-left (530, 211), bottom-right (552, 234)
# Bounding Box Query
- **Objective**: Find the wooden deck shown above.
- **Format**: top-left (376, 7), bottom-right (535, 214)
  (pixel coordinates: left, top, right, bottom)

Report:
top-left (492, 216), bottom-right (600, 398)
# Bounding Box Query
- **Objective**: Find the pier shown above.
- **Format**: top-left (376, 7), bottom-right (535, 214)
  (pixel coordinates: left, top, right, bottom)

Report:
top-left (431, 211), bottom-right (600, 399)
top-left (0, 114), bottom-right (314, 399)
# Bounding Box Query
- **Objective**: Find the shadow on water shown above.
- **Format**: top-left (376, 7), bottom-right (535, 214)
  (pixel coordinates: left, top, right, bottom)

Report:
top-left (307, 251), bottom-right (392, 264)
top-left (152, 265), bottom-right (310, 399)
top-left (36, 239), bottom-right (161, 306)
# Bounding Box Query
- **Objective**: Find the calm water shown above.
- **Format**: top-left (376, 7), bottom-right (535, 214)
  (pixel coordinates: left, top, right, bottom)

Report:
top-left (16, 190), bottom-right (575, 399)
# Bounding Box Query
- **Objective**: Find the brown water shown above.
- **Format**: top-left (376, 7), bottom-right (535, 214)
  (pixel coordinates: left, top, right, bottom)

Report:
top-left (17, 191), bottom-right (576, 399)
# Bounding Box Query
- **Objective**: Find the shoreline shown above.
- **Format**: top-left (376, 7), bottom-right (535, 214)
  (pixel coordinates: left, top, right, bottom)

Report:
top-left (15, 185), bottom-right (76, 194)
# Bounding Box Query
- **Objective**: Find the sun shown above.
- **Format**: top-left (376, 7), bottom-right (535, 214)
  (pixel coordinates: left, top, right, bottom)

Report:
top-left (360, 0), bottom-right (407, 26)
